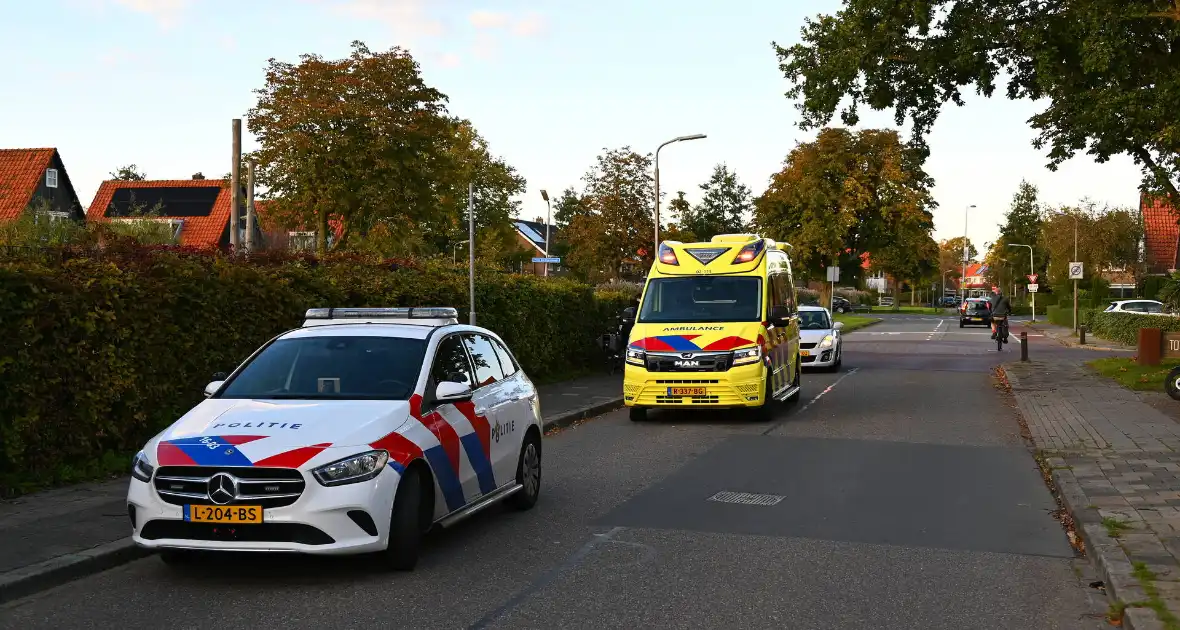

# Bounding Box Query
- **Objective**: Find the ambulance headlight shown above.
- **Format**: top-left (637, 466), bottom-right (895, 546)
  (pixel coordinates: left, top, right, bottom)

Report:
top-left (626, 348), bottom-right (646, 366)
top-left (732, 346), bottom-right (761, 366)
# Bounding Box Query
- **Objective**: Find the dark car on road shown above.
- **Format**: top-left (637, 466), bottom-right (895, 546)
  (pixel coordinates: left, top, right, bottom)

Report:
top-left (959, 298), bottom-right (991, 328)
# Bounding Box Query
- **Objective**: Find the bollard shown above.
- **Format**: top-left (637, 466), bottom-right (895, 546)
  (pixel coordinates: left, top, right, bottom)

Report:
top-left (1020, 331), bottom-right (1029, 361)
top-left (1079, 325), bottom-right (1086, 345)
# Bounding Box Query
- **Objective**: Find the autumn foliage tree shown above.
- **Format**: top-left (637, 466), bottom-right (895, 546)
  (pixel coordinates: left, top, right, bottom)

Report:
top-left (754, 127), bottom-right (937, 304)
top-left (563, 147), bottom-right (655, 281)
top-left (246, 41), bottom-right (523, 259)
top-left (775, 1), bottom-right (1180, 206)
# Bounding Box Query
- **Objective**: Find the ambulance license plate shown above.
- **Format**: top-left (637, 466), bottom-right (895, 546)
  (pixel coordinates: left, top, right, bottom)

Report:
top-left (668, 387), bottom-right (706, 396)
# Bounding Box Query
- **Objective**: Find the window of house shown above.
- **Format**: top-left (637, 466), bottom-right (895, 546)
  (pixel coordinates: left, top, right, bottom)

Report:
top-left (45, 169), bottom-right (58, 188)
top-left (288, 231), bottom-right (316, 252)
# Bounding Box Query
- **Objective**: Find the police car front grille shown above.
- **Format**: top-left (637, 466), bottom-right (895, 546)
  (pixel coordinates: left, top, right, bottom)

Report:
top-left (153, 466), bottom-right (306, 509)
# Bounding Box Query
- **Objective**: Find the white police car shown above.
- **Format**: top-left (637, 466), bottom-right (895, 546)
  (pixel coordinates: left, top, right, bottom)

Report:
top-left (127, 307), bottom-right (543, 570)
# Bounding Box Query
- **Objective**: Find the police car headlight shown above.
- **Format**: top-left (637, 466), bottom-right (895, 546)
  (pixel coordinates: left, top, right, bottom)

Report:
top-left (625, 348), bottom-right (646, 366)
top-left (732, 346), bottom-right (761, 366)
top-left (818, 335), bottom-right (835, 349)
top-left (131, 450), bottom-right (154, 482)
top-left (312, 450), bottom-right (390, 487)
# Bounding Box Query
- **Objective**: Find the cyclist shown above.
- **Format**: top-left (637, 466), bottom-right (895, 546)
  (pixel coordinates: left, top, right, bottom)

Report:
top-left (988, 286), bottom-right (1012, 342)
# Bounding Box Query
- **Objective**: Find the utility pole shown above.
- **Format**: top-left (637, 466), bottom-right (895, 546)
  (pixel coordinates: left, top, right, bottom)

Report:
top-left (468, 182), bottom-right (476, 326)
top-left (540, 189), bottom-right (551, 277)
top-left (962, 204), bottom-right (976, 301)
top-left (245, 160), bottom-right (256, 252)
top-left (1073, 214), bottom-right (1079, 333)
top-left (230, 119), bottom-right (242, 251)
top-left (653, 134), bottom-right (706, 255)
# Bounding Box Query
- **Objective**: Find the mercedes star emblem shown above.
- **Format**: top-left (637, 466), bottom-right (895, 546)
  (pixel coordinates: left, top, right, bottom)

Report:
top-left (208, 473), bottom-right (238, 505)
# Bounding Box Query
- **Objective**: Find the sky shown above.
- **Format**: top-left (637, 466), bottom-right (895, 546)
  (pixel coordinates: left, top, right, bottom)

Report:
top-left (0, 0), bottom-right (1144, 251)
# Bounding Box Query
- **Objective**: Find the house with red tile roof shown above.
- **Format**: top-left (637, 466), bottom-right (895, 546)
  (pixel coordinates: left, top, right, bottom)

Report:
top-left (86, 179), bottom-right (258, 249)
top-left (1141, 194), bottom-right (1179, 275)
top-left (252, 199), bottom-right (344, 251)
top-left (0, 148), bottom-right (84, 222)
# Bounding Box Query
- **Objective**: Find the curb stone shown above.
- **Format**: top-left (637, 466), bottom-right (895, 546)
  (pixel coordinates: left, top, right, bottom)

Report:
top-left (0, 538), bottom-right (151, 605)
top-left (0, 395), bottom-right (626, 606)
top-left (1025, 323), bottom-right (1133, 353)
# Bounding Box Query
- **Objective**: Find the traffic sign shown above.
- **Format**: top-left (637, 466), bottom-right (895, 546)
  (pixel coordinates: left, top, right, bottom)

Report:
top-left (1028, 283), bottom-right (1039, 293)
top-left (826, 266), bottom-right (840, 282)
top-left (532, 257), bottom-right (561, 264)
top-left (1069, 262), bottom-right (1084, 280)
top-left (1027, 274), bottom-right (1038, 283)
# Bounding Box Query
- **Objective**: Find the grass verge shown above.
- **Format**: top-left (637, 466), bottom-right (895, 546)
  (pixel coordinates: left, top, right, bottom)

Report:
top-left (834, 314), bottom-right (882, 332)
top-left (1087, 357), bottom-right (1180, 391)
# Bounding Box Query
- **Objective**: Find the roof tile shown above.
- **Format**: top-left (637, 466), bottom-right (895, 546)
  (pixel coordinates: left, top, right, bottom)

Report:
top-left (86, 179), bottom-right (233, 248)
top-left (1141, 194), bottom-right (1179, 274)
top-left (0, 149), bottom-right (55, 221)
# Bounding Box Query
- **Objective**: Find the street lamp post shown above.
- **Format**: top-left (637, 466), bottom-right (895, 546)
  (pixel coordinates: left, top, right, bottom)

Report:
top-left (962, 204), bottom-right (976, 301)
top-left (539, 189), bottom-right (551, 277)
top-left (1008, 243), bottom-right (1036, 322)
top-left (654, 134), bottom-right (706, 255)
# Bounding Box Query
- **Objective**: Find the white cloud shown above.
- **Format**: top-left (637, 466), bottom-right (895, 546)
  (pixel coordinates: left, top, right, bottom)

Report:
top-left (113, 0), bottom-right (189, 29)
top-left (468, 10), bottom-right (509, 29)
top-left (325, 0), bottom-right (445, 42)
top-left (512, 13), bottom-right (546, 37)
top-left (471, 32), bottom-right (498, 60)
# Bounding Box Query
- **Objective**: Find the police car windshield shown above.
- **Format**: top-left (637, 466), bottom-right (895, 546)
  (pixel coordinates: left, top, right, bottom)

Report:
top-left (217, 336), bottom-right (426, 400)
top-left (638, 276), bottom-right (762, 323)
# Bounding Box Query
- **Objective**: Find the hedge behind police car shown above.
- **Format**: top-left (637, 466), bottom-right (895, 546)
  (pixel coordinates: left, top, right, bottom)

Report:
top-left (127, 307), bottom-right (544, 571)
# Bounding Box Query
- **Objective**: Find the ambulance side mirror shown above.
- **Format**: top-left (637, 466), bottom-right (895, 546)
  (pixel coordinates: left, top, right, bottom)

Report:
top-left (768, 305), bottom-right (791, 326)
top-left (621, 307), bottom-right (636, 324)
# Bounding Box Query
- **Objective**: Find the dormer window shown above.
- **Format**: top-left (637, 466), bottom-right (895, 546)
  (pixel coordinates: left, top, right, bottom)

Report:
top-left (45, 168), bottom-right (58, 188)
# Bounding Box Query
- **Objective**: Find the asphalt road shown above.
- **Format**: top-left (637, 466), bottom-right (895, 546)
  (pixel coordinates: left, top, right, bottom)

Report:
top-left (1, 314), bottom-right (1118, 629)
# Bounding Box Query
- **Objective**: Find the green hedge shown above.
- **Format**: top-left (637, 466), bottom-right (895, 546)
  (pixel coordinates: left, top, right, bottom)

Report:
top-left (0, 248), bottom-right (629, 495)
top-left (1087, 311), bottom-right (1180, 346)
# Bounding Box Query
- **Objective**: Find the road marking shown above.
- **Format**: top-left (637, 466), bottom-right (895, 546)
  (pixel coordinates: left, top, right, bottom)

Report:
top-left (926, 319), bottom-right (945, 341)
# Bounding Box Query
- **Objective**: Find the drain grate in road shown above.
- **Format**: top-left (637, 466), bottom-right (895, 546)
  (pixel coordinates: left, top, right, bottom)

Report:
top-left (707, 491), bottom-right (784, 506)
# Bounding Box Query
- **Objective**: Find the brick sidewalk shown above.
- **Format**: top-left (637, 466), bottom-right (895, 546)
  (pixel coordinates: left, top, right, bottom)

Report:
top-left (0, 372), bottom-right (622, 603)
top-left (1006, 360), bottom-right (1180, 629)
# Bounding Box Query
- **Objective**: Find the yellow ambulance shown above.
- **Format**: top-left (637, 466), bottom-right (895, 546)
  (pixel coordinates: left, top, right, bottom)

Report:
top-left (622, 234), bottom-right (802, 422)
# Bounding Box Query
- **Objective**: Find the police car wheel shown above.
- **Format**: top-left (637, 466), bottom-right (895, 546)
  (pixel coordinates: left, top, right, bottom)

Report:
top-left (509, 430), bottom-right (542, 511)
top-left (629, 406), bottom-right (648, 422)
top-left (382, 465), bottom-right (424, 571)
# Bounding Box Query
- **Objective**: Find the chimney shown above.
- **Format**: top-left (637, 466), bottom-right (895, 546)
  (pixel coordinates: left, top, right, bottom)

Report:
top-left (535, 216), bottom-right (544, 224)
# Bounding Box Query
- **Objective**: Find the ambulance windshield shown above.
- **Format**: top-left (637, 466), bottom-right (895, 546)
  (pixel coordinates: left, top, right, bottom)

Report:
top-left (637, 276), bottom-right (762, 324)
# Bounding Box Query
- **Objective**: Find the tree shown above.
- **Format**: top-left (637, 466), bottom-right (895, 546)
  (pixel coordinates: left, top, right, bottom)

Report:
top-left (247, 41), bottom-right (455, 255)
top-left (563, 147), bottom-right (654, 281)
top-left (110, 165), bottom-right (147, 181)
top-left (994, 180), bottom-right (1045, 290)
top-left (552, 187), bottom-right (587, 230)
top-left (665, 191), bottom-right (697, 242)
top-left (754, 127), bottom-right (936, 305)
top-left (1041, 202), bottom-right (1143, 287)
top-left (683, 164), bottom-right (751, 239)
top-left (938, 237), bottom-right (977, 288)
top-left (774, 2), bottom-right (1180, 207)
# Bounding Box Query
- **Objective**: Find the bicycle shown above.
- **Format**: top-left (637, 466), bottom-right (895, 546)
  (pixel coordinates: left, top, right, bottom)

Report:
top-left (993, 315), bottom-right (1009, 351)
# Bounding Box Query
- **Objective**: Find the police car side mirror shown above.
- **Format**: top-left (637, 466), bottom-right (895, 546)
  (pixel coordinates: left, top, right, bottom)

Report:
top-left (833, 321), bottom-right (844, 331)
top-left (204, 381), bottom-right (224, 398)
top-left (435, 380), bottom-right (473, 403)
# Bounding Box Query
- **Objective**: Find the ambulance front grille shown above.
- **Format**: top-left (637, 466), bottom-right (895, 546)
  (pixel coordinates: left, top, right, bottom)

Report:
top-left (153, 466), bottom-right (306, 508)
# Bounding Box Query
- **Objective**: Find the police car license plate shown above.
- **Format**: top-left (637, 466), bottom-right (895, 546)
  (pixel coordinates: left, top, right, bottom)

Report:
top-left (800, 350), bottom-right (810, 356)
top-left (668, 387), bottom-right (706, 396)
top-left (185, 505), bottom-right (263, 524)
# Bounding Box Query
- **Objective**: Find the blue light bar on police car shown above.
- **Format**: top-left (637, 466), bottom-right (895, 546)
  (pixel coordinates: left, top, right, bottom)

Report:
top-left (304, 307), bottom-right (460, 320)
